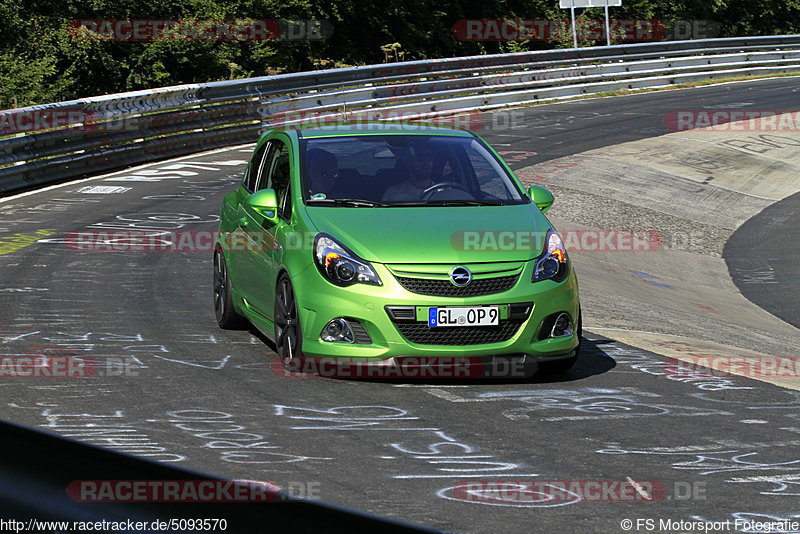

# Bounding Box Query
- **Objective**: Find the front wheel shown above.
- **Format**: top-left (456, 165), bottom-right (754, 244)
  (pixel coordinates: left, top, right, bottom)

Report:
top-left (274, 273), bottom-right (302, 365)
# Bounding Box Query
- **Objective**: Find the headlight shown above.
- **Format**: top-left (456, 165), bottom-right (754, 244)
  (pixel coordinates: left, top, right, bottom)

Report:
top-left (532, 230), bottom-right (569, 283)
top-left (314, 233), bottom-right (382, 287)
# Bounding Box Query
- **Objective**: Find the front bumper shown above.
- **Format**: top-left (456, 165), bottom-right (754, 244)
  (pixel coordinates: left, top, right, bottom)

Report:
top-left (290, 260), bottom-right (580, 362)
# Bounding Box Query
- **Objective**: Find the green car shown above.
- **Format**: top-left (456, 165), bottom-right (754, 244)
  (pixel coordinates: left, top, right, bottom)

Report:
top-left (214, 123), bottom-right (580, 377)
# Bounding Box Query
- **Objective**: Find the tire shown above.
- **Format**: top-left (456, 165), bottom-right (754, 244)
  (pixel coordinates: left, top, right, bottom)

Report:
top-left (538, 309), bottom-right (581, 374)
top-left (274, 273), bottom-right (302, 365)
top-left (213, 248), bottom-right (246, 329)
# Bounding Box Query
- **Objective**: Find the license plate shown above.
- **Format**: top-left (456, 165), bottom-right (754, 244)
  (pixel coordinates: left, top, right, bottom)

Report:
top-left (428, 306), bottom-right (499, 327)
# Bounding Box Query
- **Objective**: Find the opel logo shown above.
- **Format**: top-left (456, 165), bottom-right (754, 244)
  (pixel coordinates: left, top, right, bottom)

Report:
top-left (449, 266), bottom-right (472, 287)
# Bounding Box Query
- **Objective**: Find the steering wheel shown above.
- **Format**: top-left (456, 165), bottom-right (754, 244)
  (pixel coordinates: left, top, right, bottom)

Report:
top-left (421, 181), bottom-right (472, 200)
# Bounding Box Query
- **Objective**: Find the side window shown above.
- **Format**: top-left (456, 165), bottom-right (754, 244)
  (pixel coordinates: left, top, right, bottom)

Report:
top-left (243, 141), bottom-right (271, 192)
top-left (280, 183), bottom-right (292, 220)
top-left (256, 139), bottom-right (292, 220)
top-left (254, 143), bottom-right (277, 192)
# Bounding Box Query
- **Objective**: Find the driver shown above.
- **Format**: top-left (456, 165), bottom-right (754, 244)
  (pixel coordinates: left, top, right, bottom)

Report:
top-left (381, 143), bottom-right (435, 201)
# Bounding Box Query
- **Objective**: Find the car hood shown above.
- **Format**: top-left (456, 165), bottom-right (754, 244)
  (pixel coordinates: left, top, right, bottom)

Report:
top-left (304, 204), bottom-right (551, 264)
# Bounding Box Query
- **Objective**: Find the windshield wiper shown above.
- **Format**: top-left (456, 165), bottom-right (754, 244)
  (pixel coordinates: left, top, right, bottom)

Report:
top-left (307, 198), bottom-right (505, 207)
top-left (435, 199), bottom-right (505, 206)
top-left (306, 198), bottom-right (389, 207)
top-left (386, 199), bottom-right (505, 207)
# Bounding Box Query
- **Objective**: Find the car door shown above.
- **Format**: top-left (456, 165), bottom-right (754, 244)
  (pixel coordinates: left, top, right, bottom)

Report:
top-left (265, 143), bottom-right (296, 320)
top-left (237, 136), bottom-right (291, 319)
top-left (227, 139), bottom-right (270, 289)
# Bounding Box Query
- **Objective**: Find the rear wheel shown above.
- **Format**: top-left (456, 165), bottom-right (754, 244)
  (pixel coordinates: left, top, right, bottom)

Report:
top-left (213, 248), bottom-right (246, 329)
top-left (274, 273), bottom-right (302, 365)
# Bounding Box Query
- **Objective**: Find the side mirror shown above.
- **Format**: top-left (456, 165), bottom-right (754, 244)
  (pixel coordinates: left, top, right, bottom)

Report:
top-left (247, 189), bottom-right (278, 221)
top-left (528, 186), bottom-right (554, 213)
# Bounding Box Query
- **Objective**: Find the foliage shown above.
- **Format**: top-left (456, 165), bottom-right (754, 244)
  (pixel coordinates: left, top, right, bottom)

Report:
top-left (1, 0), bottom-right (799, 108)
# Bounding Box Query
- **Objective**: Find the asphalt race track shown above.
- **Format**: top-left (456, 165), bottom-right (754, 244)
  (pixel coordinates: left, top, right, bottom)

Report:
top-left (725, 191), bottom-right (800, 329)
top-left (1, 77), bottom-right (799, 533)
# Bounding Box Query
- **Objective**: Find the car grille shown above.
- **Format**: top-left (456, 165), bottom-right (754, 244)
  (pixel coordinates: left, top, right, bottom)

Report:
top-left (394, 274), bottom-right (519, 297)
top-left (394, 320), bottom-right (525, 345)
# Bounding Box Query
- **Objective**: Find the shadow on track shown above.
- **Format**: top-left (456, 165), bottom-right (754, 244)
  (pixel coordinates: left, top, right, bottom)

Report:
top-left (251, 325), bottom-right (617, 386)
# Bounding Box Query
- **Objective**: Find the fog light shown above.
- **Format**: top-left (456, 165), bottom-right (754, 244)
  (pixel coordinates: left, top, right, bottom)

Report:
top-left (321, 318), bottom-right (355, 343)
top-left (550, 313), bottom-right (573, 338)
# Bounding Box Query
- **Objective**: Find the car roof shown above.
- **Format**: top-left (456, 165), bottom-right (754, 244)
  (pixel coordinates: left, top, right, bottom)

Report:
top-left (287, 121), bottom-right (477, 139)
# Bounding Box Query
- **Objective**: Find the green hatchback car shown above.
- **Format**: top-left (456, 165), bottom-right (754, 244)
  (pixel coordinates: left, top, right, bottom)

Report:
top-left (214, 123), bottom-right (580, 376)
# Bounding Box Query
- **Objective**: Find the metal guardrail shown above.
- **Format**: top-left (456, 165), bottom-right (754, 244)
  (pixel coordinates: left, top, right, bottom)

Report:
top-left (2, 34), bottom-right (800, 195)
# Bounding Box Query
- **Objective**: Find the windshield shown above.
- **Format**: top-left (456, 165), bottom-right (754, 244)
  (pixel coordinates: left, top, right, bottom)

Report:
top-left (300, 135), bottom-right (527, 206)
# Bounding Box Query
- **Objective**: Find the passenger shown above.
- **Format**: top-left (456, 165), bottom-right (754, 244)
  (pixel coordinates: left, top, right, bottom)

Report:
top-left (307, 148), bottom-right (339, 197)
